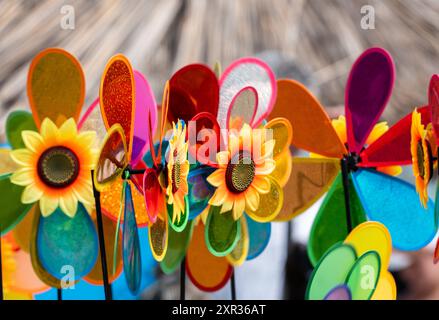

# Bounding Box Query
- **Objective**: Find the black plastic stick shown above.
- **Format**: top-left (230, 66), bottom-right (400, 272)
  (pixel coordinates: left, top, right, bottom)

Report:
top-left (230, 268), bottom-right (237, 300)
top-left (180, 258), bottom-right (186, 300)
top-left (91, 170), bottom-right (113, 300)
top-left (340, 158), bottom-right (353, 233)
top-left (57, 288), bottom-right (62, 300)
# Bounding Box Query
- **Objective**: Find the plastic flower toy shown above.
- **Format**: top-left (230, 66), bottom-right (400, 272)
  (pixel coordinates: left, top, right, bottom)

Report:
top-left (306, 222), bottom-right (396, 300)
top-left (410, 109), bottom-right (437, 208)
top-left (270, 47), bottom-right (436, 266)
top-left (1, 48), bottom-right (99, 288)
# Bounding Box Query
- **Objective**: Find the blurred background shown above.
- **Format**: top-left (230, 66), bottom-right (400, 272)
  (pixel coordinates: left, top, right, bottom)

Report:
top-left (1, 0), bottom-right (439, 300)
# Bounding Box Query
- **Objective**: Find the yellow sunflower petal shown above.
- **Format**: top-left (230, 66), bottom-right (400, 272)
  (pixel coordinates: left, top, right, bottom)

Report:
top-left (40, 195), bottom-right (59, 217)
top-left (77, 131), bottom-right (97, 149)
top-left (220, 196), bottom-right (234, 213)
top-left (9, 149), bottom-right (34, 167)
top-left (58, 118), bottom-right (77, 138)
top-left (232, 195), bottom-right (246, 220)
top-left (21, 130), bottom-right (44, 153)
top-left (244, 186), bottom-right (260, 212)
top-left (72, 181), bottom-right (94, 205)
top-left (10, 168), bottom-right (33, 186)
top-left (40, 118), bottom-right (59, 141)
top-left (21, 183), bottom-right (43, 204)
top-left (216, 151), bottom-right (230, 167)
top-left (255, 158), bottom-right (276, 175)
top-left (209, 185), bottom-right (228, 206)
top-left (59, 193), bottom-right (78, 218)
top-left (252, 176), bottom-right (271, 194)
top-left (207, 168), bottom-right (225, 187)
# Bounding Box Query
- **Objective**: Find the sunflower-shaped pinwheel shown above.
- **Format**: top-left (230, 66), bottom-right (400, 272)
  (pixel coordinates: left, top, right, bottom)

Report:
top-left (306, 222), bottom-right (396, 300)
top-left (270, 47), bottom-right (437, 267)
top-left (156, 59), bottom-right (292, 292)
top-left (1, 48), bottom-right (99, 290)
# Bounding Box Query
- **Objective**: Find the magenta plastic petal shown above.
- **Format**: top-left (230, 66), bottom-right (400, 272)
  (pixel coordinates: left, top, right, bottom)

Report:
top-left (429, 74), bottom-right (439, 143)
top-left (131, 71), bottom-right (157, 166)
top-left (345, 48), bottom-right (395, 153)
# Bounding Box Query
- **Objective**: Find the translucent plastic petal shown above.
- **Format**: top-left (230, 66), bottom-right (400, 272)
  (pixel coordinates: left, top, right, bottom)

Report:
top-left (27, 48), bottom-right (85, 127)
top-left (160, 220), bottom-right (194, 275)
top-left (77, 98), bottom-right (107, 143)
top-left (429, 74), bottom-right (439, 142)
top-left (246, 215), bottom-right (271, 260)
top-left (345, 221), bottom-right (392, 273)
top-left (100, 54), bottom-right (135, 159)
top-left (84, 212), bottom-right (122, 285)
top-left (308, 173), bottom-right (367, 266)
top-left (371, 271), bottom-right (397, 300)
top-left (122, 183), bottom-right (142, 294)
top-left (360, 106), bottom-right (430, 167)
top-left (218, 58), bottom-right (276, 129)
top-left (270, 148), bottom-right (292, 188)
top-left (131, 71), bottom-right (157, 166)
top-left (169, 64), bottom-right (219, 123)
top-left (270, 79), bottom-right (346, 158)
top-left (6, 111), bottom-right (37, 149)
top-left (206, 206), bottom-right (240, 257)
top-left (324, 285), bottom-right (352, 300)
top-left (264, 117), bottom-right (293, 160)
top-left (94, 124), bottom-right (128, 192)
top-left (0, 173), bottom-right (33, 235)
top-left (345, 48), bottom-right (394, 153)
top-left (227, 87), bottom-right (257, 130)
top-left (275, 158), bottom-right (339, 222)
top-left (346, 251), bottom-right (381, 300)
top-left (186, 223), bottom-right (232, 292)
top-left (246, 177), bottom-right (283, 222)
top-left (37, 203), bottom-right (98, 280)
top-left (13, 203), bottom-right (37, 253)
top-left (148, 211), bottom-right (168, 262)
top-left (306, 243), bottom-right (357, 300)
top-left (352, 169), bottom-right (436, 250)
top-left (227, 216), bottom-right (249, 266)
top-left (187, 166), bottom-right (216, 220)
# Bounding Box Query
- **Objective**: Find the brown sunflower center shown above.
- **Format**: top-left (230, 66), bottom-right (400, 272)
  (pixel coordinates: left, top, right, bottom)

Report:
top-left (172, 162), bottom-right (181, 193)
top-left (416, 139), bottom-right (433, 181)
top-left (225, 152), bottom-right (255, 193)
top-left (37, 146), bottom-right (80, 188)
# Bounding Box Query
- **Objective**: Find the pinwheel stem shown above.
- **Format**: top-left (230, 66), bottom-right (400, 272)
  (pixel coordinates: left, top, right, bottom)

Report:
top-left (231, 268), bottom-right (237, 300)
top-left (341, 158), bottom-right (353, 233)
top-left (180, 258), bottom-right (186, 300)
top-left (57, 288), bottom-right (62, 300)
top-left (91, 170), bottom-right (113, 301)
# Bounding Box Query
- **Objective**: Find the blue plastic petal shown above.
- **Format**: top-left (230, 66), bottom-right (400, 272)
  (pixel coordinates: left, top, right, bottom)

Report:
top-left (245, 215), bottom-right (271, 260)
top-left (37, 203), bottom-right (98, 280)
top-left (352, 169), bottom-right (437, 250)
top-left (187, 166), bottom-right (215, 220)
top-left (123, 182), bottom-right (142, 295)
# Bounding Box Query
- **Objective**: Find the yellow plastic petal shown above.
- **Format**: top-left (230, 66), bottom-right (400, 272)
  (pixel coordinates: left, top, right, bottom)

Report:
top-left (21, 131), bottom-right (44, 153)
top-left (366, 121), bottom-right (388, 146)
top-left (264, 117), bottom-right (293, 159)
top-left (59, 193), bottom-right (78, 218)
top-left (255, 159), bottom-right (275, 175)
top-left (21, 183), bottom-right (43, 204)
top-left (246, 178), bottom-right (283, 222)
top-left (39, 196), bottom-right (59, 217)
top-left (10, 168), bottom-right (34, 186)
top-left (371, 271), bottom-right (397, 300)
top-left (270, 149), bottom-right (292, 187)
top-left (226, 216), bottom-right (249, 266)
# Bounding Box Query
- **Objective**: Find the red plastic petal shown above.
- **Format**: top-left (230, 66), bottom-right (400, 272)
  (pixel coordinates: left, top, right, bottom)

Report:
top-left (429, 74), bottom-right (439, 143)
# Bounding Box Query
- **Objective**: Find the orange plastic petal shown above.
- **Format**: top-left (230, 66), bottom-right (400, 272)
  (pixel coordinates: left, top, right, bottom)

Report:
top-left (274, 157), bottom-right (340, 221)
top-left (100, 55), bottom-right (135, 160)
top-left (186, 223), bottom-right (232, 292)
top-left (27, 48), bottom-right (85, 128)
top-left (270, 80), bottom-right (346, 158)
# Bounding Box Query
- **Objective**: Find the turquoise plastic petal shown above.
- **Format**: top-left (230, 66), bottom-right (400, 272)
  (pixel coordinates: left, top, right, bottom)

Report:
top-left (246, 215), bottom-right (271, 260)
top-left (6, 110), bottom-right (37, 149)
top-left (123, 182), bottom-right (142, 294)
top-left (0, 173), bottom-right (32, 234)
top-left (352, 169), bottom-right (437, 250)
top-left (37, 203), bottom-right (98, 280)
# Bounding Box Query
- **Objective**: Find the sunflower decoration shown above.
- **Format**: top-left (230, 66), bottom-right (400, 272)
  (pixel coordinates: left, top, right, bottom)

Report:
top-left (158, 58), bottom-right (293, 292)
top-left (1, 48), bottom-right (99, 291)
top-left (166, 121), bottom-right (190, 225)
top-left (411, 109), bottom-right (437, 208)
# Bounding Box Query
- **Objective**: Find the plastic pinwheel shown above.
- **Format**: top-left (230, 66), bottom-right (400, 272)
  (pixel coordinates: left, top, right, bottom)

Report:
top-left (270, 47), bottom-right (437, 267)
top-left (2, 48), bottom-right (99, 291)
top-left (154, 58), bottom-right (292, 291)
top-left (91, 54), bottom-right (158, 295)
top-left (306, 222), bottom-right (396, 300)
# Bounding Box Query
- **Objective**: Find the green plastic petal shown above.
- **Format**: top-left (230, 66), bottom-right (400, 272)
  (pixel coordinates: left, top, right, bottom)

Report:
top-left (167, 196), bottom-right (189, 233)
top-left (308, 173), bottom-right (366, 266)
top-left (6, 111), bottom-right (37, 149)
top-left (346, 251), bottom-right (381, 300)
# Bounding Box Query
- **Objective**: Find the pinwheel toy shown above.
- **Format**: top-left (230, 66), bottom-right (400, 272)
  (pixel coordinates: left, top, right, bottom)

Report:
top-left (90, 53), bottom-right (162, 297)
top-left (156, 58), bottom-right (293, 293)
top-left (306, 222), bottom-right (396, 300)
top-left (270, 47), bottom-right (437, 266)
top-left (1, 48), bottom-right (99, 296)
